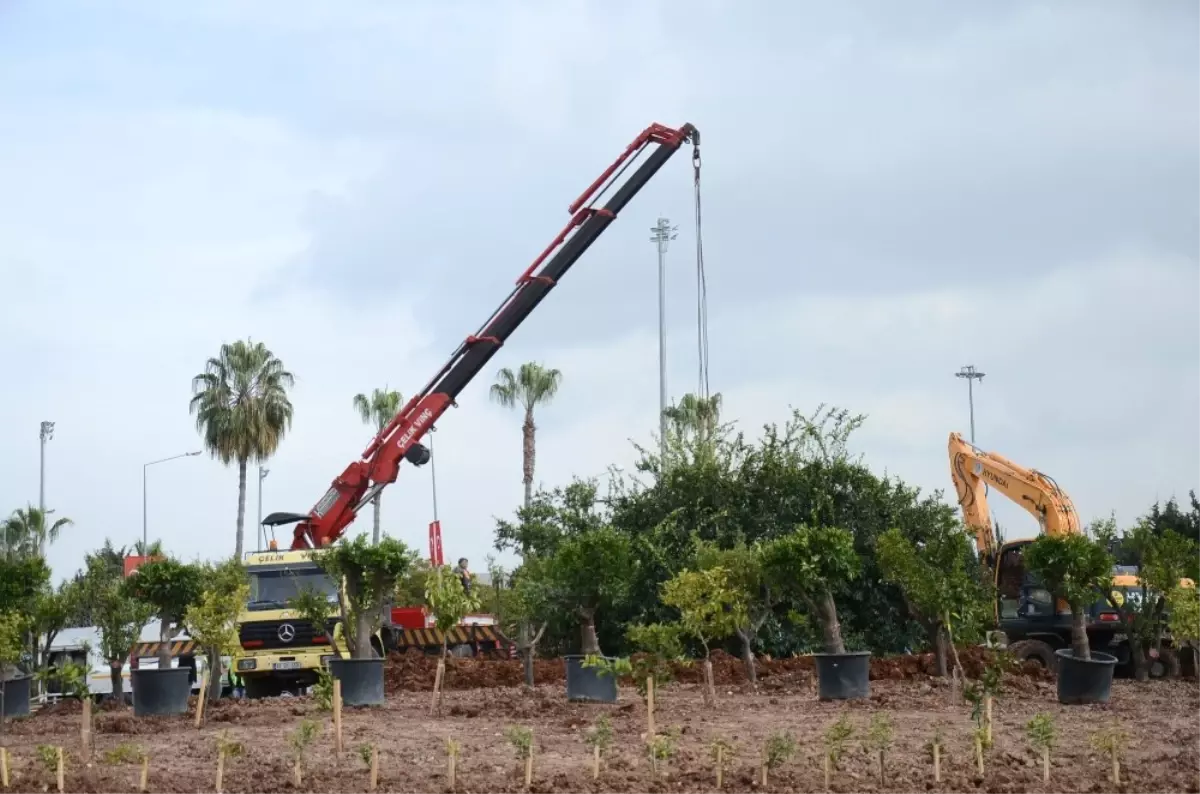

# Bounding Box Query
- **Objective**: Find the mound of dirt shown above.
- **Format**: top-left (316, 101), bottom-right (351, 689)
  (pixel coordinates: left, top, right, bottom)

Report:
top-left (384, 651), bottom-right (564, 693)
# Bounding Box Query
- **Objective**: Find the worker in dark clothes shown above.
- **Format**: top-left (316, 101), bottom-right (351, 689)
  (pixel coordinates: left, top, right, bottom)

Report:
top-left (453, 558), bottom-right (472, 595)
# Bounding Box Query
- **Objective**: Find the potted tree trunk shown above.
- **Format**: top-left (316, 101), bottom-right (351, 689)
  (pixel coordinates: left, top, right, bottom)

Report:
top-left (1024, 534), bottom-right (1118, 704)
top-left (122, 558), bottom-right (203, 716)
top-left (763, 525), bottom-right (868, 700)
top-left (310, 535), bottom-right (418, 706)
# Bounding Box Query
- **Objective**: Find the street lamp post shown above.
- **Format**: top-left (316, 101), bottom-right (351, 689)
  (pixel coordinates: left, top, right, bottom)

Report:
top-left (955, 365), bottom-right (986, 444)
top-left (257, 467), bottom-right (270, 551)
top-left (38, 421), bottom-right (55, 556)
top-left (143, 451), bottom-right (202, 551)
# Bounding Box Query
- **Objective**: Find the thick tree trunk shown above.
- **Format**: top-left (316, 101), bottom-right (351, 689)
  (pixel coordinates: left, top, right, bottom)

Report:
top-left (157, 621), bottom-right (173, 669)
top-left (580, 609), bottom-right (600, 656)
top-left (1128, 635), bottom-right (1148, 681)
top-left (817, 591), bottom-right (846, 655)
top-left (109, 661), bottom-right (124, 702)
top-left (235, 458), bottom-right (248, 559)
top-left (206, 646), bottom-right (222, 702)
top-left (1070, 611), bottom-right (1090, 660)
top-left (522, 409), bottom-right (536, 509)
top-left (736, 627), bottom-right (757, 685)
top-left (933, 624), bottom-right (949, 678)
top-left (372, 495), bottom-right (382, 545)
top-left (354, 611), bottom-right (374, 659)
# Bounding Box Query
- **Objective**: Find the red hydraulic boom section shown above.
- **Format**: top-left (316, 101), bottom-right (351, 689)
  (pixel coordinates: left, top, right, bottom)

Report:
top-left (285, 122), bottom-right (699, 550)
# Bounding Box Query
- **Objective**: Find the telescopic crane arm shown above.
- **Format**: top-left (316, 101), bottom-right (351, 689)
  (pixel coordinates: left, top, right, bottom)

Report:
top-left (947, 431), bottom-right (1082, 557)
top-left (269, 123), bottom-right (700, 550)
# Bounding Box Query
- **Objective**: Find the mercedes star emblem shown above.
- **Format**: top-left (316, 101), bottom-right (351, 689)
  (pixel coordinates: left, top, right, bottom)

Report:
top-left (277, 623), bottom-right (296, 643)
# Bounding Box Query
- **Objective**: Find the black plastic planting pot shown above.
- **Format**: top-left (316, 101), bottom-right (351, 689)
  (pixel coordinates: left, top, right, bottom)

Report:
top-left (132, 668), bottom-right (192, 717)
top-left (0, 675), bottom-right (32, 718)
top-left (564, 655), bottom-right (618, 703)
top-left (813, 651), bottom-right (871, 701)
top-left (328, 658), bottom-right (385, 706)
top-left (1055, 649), bottom-right (1117, 705)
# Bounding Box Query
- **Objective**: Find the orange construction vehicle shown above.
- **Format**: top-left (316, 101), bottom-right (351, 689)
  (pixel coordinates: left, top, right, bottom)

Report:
top-left (948, 432), bottom-right (1188, 677)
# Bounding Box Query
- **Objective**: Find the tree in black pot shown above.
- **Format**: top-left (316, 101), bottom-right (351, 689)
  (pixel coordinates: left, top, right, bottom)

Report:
top-left (305, 535), bottom-right (418, 705)
top-left (1023, 533), bottom-right (1116, 704)
top-left (762, 524), bottom-right (866, 699)
top-left (121, 557), bottom-right (203, 715)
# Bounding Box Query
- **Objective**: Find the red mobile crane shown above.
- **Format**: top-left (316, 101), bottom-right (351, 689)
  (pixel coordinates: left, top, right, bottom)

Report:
top-left (262, 122), bottom-right (700, 555)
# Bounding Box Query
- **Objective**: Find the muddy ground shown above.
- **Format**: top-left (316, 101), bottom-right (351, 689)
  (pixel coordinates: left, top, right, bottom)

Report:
top-left (1, 666), bottom-right (1196, 793)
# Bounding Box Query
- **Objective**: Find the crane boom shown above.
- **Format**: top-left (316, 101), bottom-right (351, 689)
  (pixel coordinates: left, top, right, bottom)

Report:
top-left (272, 122), bottom-right (700, 550)
top-left (947, 431), bottom-right (1082, 557)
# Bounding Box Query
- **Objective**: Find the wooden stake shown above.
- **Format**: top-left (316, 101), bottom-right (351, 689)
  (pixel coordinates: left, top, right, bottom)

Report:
top-left (703, 658), bottom-right (715, 706)
top-left (823, 752), bottom-right (831, 791)
top-left (333, 679), bottom-right (344, 754)
top-left (1111, 746), bottom-right (1120, 785)
top-left (592, 744), bottom-right (600, 780)
top-left (646, 677), bottom-right (656, 738)
top-left (974, 734), bottom-right (984, 775)
top-left (194, 674), bottom-right (208, 729)
top-left (215, 749), bottom-right (225, 794)
top-left (984, 696), bottom-right (993, 744)
top-left (1042, 746), bottom-right (1050, 784)
top-left (139, 755), bottom-right (148, 793)
top-left (760, 761), bottom-right (768, 787)
top-left (369, 746), bottom-right (379, 792)
top-left (933, 744), bottom-right (941, 783)
top-left (81, 696), bottom-right (92, 758)
top-left (447, 747), bottom-right (455, 790)
top-left (56, 746), bottom-right (64, 794)
top-left (715, 745), bottom-right (723, 789)
top-left (878, 749), bottom-right (886, 785)
top-left (524, 740), bottom-right (533, 789)
top-left (293, 758), bottom-right (302, 788)
top-left (430, 660), bottom-right (446, 717)
top-left (1, 747), bottom-right (8, 789)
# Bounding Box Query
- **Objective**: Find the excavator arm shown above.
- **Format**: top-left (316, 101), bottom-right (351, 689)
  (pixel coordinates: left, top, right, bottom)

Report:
top-left (947, 432), bottom-right (1082, 557)
top-left (264, 122), bottom-right (700, 550)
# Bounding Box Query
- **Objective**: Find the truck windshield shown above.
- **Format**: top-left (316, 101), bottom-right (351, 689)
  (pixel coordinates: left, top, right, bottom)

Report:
top-left (247, 567), bottom-right (337, 611)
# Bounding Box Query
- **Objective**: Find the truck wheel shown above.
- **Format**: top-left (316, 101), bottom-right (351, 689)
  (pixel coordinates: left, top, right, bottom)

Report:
top-left (244, 678), bottom-right (282, 700)
top-left (1008, 639), bottom-right (1058, 673)
top-left (370, 636), bottom-right (385, 659)
top-left (1148, 647), bottom-right (1181, 680)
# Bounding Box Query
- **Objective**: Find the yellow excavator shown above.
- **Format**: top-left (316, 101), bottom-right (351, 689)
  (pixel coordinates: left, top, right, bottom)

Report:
top-left (947, 432), bottom-right (1188, 677)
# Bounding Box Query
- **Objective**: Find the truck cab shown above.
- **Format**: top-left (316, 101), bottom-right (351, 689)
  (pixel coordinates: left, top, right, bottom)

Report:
top-left (234, 549), bottom-right (344, 698)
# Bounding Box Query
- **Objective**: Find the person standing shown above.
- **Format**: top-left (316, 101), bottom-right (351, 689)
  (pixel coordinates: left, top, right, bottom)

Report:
top-left (452, 557), bottom-right (472, 595)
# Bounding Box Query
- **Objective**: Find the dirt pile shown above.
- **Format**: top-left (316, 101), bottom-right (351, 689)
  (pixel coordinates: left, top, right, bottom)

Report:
top-left (384, 645), bottom-right (1050, 694)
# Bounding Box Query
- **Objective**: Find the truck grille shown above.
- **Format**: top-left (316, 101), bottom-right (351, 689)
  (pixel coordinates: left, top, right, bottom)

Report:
top-left (239, 619), bottom-right (334, 650)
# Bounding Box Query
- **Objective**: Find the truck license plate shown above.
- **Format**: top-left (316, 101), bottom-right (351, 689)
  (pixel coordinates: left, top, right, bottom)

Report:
top-left (273, 661), bottom-right (302, 670)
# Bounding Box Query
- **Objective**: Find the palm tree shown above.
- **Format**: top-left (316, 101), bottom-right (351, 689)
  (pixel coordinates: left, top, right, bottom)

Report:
top-left (190, 338), bottom-right (295, 559)
top-left (132, 538), bottom-right (164, 557)
top-left (663, 392), bottom-right (723, 444)
top-left (1, 505), bottom-right (73, 558)
top-left (489, 363), bottom-right (563, 509)
top-left (352, 386), bottom-right (404, 544)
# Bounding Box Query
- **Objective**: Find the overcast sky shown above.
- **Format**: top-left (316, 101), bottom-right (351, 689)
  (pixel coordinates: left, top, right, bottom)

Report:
top-left (1, 1), bottom-right (1197, 582)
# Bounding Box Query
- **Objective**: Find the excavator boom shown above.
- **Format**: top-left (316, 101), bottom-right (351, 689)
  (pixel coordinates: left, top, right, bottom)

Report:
top-left (947, 432), bottom-right (1082, 556)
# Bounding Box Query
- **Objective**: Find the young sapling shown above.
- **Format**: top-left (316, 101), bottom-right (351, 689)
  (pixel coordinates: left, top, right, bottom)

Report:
top-left (926, 724), bottom-right (945, 783)
top-left (865, 713), bottom-right (894, 785)
top-left (972, 724), bottom-right (988, 776)
top-left (505, 725), bottom-right (534, 788)
top-left (823, 714), bottom-right (854, 790)
top-left (708, 736), bottom-right (735, 789)
top-left (289, 719), bottom-right (320, 787)
top-left (1090, 722), bottom-right (1129, 785)
top-left (1026, 713), bottom-right (1056, 784)
top-left (214, 731), bottom-right (243, 794)
top-left (646, 730), bottom-right (678, 780)
top-left (445, 737), bottom-right (461, 790)
top-left (761, 731), bottom-right (796, 786)
top-left (36, 745), bottom-right (61, 792)
top-left (582, 714), bottom-right (613, 780)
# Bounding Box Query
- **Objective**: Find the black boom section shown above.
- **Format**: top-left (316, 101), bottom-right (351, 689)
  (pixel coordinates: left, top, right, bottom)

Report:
top-left (436, 138), bottom-right (686, 402)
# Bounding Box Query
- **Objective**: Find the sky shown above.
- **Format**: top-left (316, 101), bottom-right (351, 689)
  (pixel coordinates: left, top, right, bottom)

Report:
top-left (1, 0), bottom-right (1197, 583)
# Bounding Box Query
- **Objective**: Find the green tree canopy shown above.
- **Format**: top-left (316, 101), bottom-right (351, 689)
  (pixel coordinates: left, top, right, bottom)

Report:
top-left (311, 535), bottom-right (418, 659)
top-left (185, 558), bottom-right (249, 702)
top-left (761, 524), bottom-right (860, 654)
top-left (1, 505), bottom-right (73, 558)
top-left (122, 558), bottom-right (204, 667)
top-left (1024, 534), bottom-right (1113, 660)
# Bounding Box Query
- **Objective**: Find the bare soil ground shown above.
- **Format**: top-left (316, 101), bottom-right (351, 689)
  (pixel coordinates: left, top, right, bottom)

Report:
top-left (1, 663), bottom-right (1196, 793)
